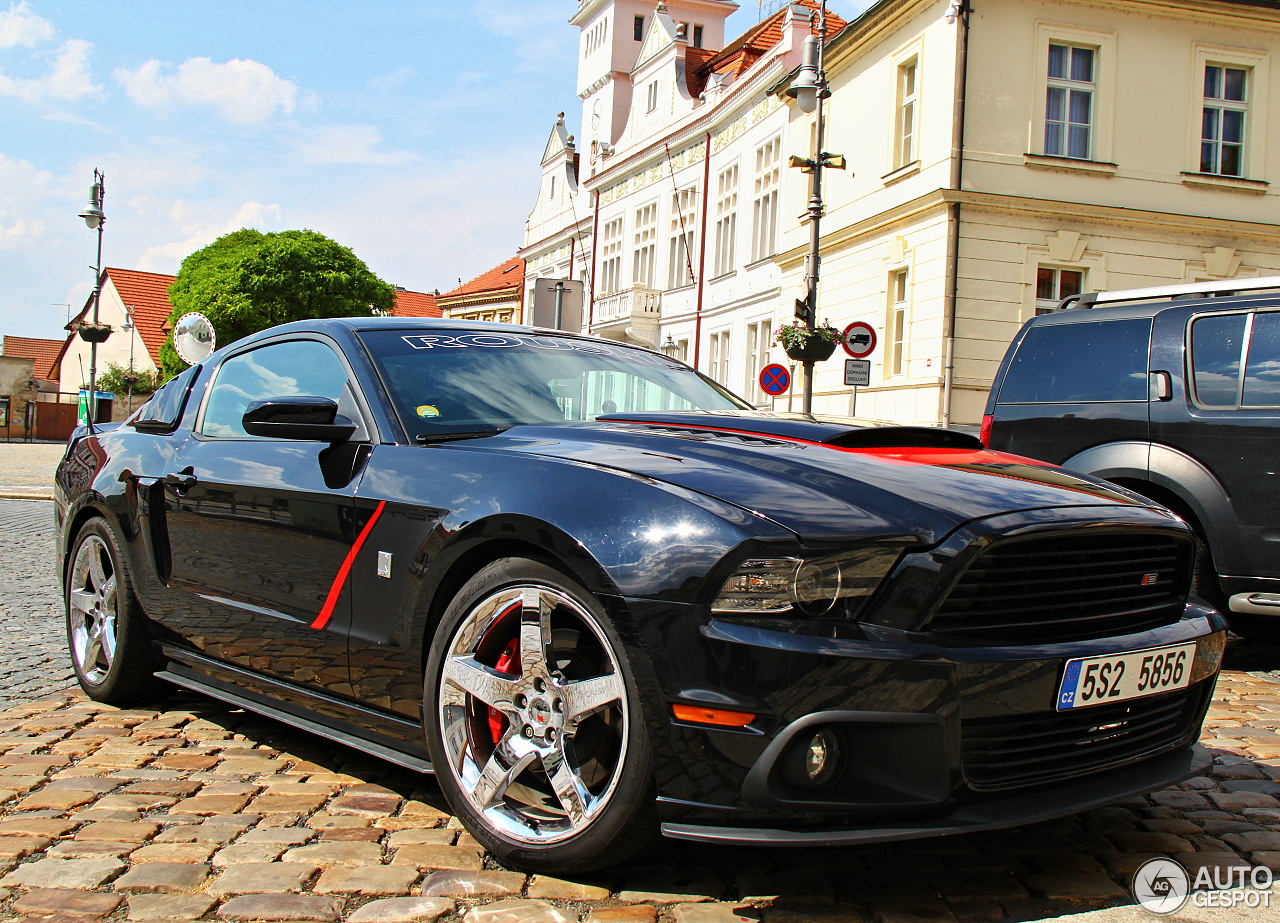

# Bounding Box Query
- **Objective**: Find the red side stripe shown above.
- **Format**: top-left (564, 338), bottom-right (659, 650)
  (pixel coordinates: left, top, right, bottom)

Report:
top-left (311, 500), bottom-right (387, 630)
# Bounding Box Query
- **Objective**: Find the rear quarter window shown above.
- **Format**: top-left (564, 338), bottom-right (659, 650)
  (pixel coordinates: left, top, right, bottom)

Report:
top-left (998, 318), bottom-right (1151, 403)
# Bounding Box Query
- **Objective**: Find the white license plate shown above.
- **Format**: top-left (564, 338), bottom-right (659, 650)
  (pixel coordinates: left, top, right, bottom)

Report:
top-left (1056, 642), bottom-right (1197, 710)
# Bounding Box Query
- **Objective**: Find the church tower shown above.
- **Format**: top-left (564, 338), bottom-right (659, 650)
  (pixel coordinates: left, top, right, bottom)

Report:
top-left (570, 0), bottom-right (738, 161)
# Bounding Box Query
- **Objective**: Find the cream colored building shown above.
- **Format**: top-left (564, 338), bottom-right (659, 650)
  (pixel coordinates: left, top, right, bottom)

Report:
top-left (786, 0), bottom-right (1280, 426)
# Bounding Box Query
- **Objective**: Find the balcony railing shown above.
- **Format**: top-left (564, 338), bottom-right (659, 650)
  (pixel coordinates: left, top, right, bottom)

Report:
top-left (594, 285), bottom-right (662, 325)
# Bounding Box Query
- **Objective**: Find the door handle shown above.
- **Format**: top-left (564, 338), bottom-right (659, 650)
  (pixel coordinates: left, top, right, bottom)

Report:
top-left (165, 468), bottom-right (198, 492)
top-left (1150, 371), bottom-right (1173, 402)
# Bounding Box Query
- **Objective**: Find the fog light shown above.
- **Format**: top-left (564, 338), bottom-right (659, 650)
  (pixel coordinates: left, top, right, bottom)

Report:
top-left (803, 729), bottom-right (842, 787)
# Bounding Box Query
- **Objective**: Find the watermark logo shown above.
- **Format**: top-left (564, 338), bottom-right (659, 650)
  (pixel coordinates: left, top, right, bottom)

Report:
top-left (1133, 858), bottom-right (1190, 914)
top-left (1132, 857), bottom-right (1274, 914)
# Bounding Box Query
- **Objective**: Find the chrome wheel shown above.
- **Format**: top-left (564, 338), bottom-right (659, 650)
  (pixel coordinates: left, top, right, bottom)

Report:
top-left (438, 584), bottom-right (629, 845)
top-left (68, 532), bottom-right (119, 684)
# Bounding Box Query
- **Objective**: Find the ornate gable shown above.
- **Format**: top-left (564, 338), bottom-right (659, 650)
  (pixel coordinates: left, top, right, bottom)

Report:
top-left (541, 112), bottom-right (573, 165)
top-left (635, 3), bottom-right (681, 71)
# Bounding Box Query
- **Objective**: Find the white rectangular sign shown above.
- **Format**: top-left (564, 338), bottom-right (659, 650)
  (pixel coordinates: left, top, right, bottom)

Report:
top-left (844, 359), bottom-right (871, 387)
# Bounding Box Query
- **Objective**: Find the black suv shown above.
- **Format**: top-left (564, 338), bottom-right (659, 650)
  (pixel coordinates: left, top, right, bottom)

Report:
top-left (983, 278), bottom-right (1280, 641)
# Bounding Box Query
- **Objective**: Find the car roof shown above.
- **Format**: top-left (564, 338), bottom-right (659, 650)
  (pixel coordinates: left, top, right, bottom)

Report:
top-left (1027, 290), bottom-right (1280, 327)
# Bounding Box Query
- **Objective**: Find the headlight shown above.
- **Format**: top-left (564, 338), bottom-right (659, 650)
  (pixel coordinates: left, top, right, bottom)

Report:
top-left (711, 547), bottom-right (902, 616)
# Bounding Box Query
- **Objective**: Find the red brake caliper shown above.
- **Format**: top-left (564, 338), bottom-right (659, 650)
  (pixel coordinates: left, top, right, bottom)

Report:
top-left (488, 638), bottom-right (520, 743)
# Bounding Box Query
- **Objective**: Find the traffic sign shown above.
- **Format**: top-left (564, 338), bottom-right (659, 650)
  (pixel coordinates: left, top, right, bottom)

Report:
top-left (759, 363), bottom-right (791, 396)
top-left (844, 359), bottom-right (871, 386)
top-left (842, 322), bottom-right (877, 359)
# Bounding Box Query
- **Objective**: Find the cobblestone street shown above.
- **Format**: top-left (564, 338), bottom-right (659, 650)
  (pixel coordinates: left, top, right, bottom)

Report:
top-left (0, 446), bottom-right (1278, 921)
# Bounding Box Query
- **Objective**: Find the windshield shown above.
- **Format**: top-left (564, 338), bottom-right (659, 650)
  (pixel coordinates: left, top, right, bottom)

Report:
top-left (358, 329), bottom-right (754, 439)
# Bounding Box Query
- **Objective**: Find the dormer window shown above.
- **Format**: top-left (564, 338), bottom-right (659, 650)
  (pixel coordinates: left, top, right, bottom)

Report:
top-left (646, 81), bottom-right (659, 113)
top-left (634, 15), bottom-right (644, 41)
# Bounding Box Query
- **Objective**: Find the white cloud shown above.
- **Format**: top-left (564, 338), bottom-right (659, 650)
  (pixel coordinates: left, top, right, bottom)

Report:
top-left (0, 38), bottom-right (101, 102)
top-left (136, 200), bottom-right (283, 273)
top-left (0, 154), bottom-right (53, 251)
top-left (115, 56), bottom-right (298, 125)
top-left (473, 0), bottom-right (577, 72)
top-left (293, 124), bottom-right (418, 166)
top-left (0, 1), bottom-right (53, 48)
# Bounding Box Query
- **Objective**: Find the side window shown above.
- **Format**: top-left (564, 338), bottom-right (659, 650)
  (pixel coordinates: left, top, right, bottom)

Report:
top-left (999, 319), bottom-right (1150, 403)
top-left (132, 364), bottom-right (199, 431)
top-left (1243, 312), bottom-right (1280, 406)
top-left (1190, 313), bottom-right (1247, 407)
top-left (200, 340), bottom-right (350, 438)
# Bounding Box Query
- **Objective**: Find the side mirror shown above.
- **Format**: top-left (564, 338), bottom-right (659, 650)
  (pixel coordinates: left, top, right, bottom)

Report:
top-left (242, 396), bottom-right (357, 442)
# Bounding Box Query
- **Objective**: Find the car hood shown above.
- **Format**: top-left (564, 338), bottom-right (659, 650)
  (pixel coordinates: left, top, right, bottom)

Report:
top-left (460, 411), bottom-right (1156, 545)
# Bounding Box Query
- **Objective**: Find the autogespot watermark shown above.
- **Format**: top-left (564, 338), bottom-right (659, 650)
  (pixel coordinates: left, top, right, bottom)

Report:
top-left (1132, 857), bottom-right (1274, 914)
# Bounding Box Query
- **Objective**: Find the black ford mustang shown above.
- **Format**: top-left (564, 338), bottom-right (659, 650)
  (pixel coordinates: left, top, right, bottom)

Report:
top-left (56, 317), bottom-right (1225, 872)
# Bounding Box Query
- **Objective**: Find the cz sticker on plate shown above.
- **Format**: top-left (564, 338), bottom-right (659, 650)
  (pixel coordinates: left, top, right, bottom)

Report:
top-left (1057, 642), bottom-right (1197, 710)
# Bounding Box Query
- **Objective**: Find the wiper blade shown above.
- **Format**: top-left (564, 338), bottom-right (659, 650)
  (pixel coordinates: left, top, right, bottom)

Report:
top-left (414, 429), bottom-right (507, 444)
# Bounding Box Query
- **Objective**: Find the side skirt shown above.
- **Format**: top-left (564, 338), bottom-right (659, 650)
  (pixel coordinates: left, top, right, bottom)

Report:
top-left (156, 647), bottom-right (433, 775)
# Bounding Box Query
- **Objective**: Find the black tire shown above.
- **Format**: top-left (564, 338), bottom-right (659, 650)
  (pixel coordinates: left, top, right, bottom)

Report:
top-left (1227, 614), bottom-right (1280, 645)
top-left (422, 557), bottom-right (658, 873)
top-left (65, 518), bottom-right (162, 704)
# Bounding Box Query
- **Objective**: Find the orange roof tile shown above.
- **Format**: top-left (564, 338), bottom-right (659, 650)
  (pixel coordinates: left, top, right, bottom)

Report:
top-left (104, 268), bottom-right (177, 366)
top-left (439, 257), bottom-right (526, 301)
top-left (392, 289), bottom-right (441, 318)
top-left (2, 336), bottom-right (63, 380)
top-left (698, 0), bottom-right (846, 84)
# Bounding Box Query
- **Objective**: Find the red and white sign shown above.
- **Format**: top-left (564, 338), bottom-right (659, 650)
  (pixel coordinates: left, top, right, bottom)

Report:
top-left (842, 322), bottom-right (877, 359)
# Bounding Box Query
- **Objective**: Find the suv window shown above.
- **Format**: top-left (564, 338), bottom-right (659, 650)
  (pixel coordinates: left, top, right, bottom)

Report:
top-left (999, 318), bottom-right (1150, 403)
top-left (1190, 313), bottom-right (1246, 406)
top-left (1243, 312), bottom-right (1280, 406)
top-left (200, 340), bottom-right (350, 438)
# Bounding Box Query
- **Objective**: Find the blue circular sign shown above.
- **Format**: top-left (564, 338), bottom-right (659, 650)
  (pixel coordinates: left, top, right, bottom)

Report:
top-left (759, 363), bottom-right (791, 396)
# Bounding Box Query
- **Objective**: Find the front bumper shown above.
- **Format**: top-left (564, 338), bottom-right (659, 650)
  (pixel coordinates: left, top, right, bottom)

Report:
top-left (662, 743), bottom-right (1212, 847)
top-left (621, 594), bottom-right (1224, 843)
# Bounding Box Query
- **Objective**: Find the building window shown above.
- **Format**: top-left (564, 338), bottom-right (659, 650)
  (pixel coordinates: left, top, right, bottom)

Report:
top-left (746, 319), bottom-right (771, 399)
top-left (1045, 43), bottom-right (1095, 159)
top-left (713, 164), bottom-right (738, 277)
top-left (709, 330), bottom-right (730, 385)
top-left (895, 58), bottom-right (918, 168)
top-left (633, 203), bottom-right (657, 289)
top-left (600, 217), bottom-right (623, 294)
top-left (646, 80), bottom-right (659, 113)
top-left (693, 25), bottom-right (704, 48)
top-left (1202, 65), bottom-right (1248, 176)
top-left (548, 176), bottom-right (556, 201)
top-left (751, 137), bottom-right (781, 262)
top-left (634, 15), bottom-right (644, 41)
top-left (1036, 266), bottom-right (1084, 314)
top-left (888, 269), bottom-right (909, 376)
top-left (667, 186), bottom-right (697, 290)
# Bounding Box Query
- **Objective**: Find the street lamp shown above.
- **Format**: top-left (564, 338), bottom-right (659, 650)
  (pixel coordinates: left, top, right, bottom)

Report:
top-left (785, 2), bottom-right (845, 415)
top-left (78, 169), bottom-right (107, 428)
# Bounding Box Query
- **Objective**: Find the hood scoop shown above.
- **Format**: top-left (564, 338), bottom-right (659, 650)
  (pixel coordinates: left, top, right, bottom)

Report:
top-left (596, 411), bottom-right (982, 450)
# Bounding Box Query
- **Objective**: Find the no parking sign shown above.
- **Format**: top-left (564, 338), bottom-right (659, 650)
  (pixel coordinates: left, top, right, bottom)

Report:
top-left (759, 363), bottom-right (791, 396)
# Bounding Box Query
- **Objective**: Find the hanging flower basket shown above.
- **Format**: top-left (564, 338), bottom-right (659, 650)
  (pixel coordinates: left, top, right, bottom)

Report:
top-left (775, 322), bottom-right (840, 362)
top-left (76, 323), bottom-right (113, 343)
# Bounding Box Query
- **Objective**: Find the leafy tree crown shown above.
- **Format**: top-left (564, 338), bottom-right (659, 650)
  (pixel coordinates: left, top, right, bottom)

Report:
top-left (161, 228), bottom-right (395, 376)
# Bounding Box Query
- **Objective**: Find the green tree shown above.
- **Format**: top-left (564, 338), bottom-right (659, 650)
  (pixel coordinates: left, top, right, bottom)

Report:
top-left (82, 362), bottom-right (165, 395)
top-left (161, 228), bottom-right (395, 376)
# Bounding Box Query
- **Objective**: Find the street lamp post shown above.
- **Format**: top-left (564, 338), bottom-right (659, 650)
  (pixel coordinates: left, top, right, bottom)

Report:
top-left (786, 2), bottom-right (845, 415)
top-left (78, 170), bottom-right (106, 429)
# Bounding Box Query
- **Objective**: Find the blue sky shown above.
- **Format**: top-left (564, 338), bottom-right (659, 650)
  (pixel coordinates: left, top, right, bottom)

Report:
top-left (1, 1), bottom-right (863, 343)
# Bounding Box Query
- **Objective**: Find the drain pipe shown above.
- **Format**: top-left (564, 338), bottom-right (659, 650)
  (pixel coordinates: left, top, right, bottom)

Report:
top-left (941, 0), bottom-right (971, 428)
top-left (693, 131), bottom-right (712, 368)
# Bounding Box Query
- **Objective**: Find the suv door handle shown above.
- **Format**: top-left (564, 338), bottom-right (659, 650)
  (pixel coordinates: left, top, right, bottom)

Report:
top-left (1150, 371), bottom-right (1172, 401)
top-left (165, 469), bottom-right (198, 493)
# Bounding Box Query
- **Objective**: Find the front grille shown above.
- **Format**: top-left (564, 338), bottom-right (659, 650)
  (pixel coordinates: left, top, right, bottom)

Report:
top-left (962, 684), bottom-right (1207, 790)
top-left (929, 532), bottom-right (1190, 644)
